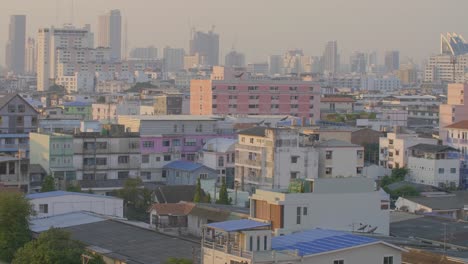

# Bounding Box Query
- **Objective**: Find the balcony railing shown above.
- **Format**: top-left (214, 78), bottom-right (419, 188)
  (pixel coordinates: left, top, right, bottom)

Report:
top-left (203, 241), bottom-right (253, 259)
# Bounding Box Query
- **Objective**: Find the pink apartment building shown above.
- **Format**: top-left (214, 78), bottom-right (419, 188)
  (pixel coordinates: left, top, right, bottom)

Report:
top-left (190, 79), bottom-right (321, 123)
top-left (439, 83), bottom-right (468, 140)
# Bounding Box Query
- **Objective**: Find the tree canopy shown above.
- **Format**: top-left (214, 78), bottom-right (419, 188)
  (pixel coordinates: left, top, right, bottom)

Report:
top-left (164, 257), bottom-right (192, 264)
top-left (216, 178), bottom-right (231, 205)
top-left (13, 229), bottom-right (84, 264)
top-left (0, 192), bottom-right (32, 262)
top-left (41, 175), bottom-right (56, 193)
top-left (114, 178), bottom-right (154, 221)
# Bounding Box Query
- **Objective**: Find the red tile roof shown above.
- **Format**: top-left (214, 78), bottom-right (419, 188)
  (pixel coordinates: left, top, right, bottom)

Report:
top-left (148, 202), bottom-right (195, 216)
top-left (321, 97), bottom-right (356, 103)
top-left (445, 120), bottom-right (468, 129)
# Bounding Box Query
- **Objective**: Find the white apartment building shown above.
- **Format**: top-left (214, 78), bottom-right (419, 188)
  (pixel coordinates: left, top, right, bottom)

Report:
top-left (424, 54), bottom-right (468, 83)
top-left (250, 177), bottom-right (390, 235)
top-left (406, 144), bottom-right (460, 188)
top-left (200, 138), bottom-right (237, 187)
top-left (92, 102), bottom-right (154, 123)
top-left (443, 120), bottom-right (468, 188)
top-left (315, 139), bottom-right (364, 178)
top-left (95, 80), bottom-right (131, 94)
top-left (379, 132), bottom-right (438, 169)
top-left (235, 127), bottom-right (319, 192)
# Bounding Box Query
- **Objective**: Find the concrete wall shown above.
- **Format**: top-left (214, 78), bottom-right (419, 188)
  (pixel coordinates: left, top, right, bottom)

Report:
top-left (407, 157), bottom-right (459, 187)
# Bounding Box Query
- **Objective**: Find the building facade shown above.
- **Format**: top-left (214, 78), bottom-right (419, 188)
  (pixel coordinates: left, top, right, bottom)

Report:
top-left (5, 15), bottom-right (26, 74)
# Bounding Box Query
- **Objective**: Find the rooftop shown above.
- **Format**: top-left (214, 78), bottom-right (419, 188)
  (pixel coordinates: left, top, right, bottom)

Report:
top-left (118, 115), bottom-right (222, 121)
top-left (321, 97), bottom-right (356, 103)
top-left (315, 139), bottom-right (361, 148)
top-left (163, 160), bottom-right (207, 172)
top-left (202, 138), bottom-right (237, 152)
top-left (408, 143), bottom-right (458, 153)
top-left (205, 219), bottom-right (270, 232)
top-left (148, 203), bottom-right (195, 216)
top-left (63, 101), bottom-right (91, 107)
top-left (398, 191), bottom-right (468, 210)
top-left (271, 229), bottom-right (384, 257)
top-left (445, 120), bottom-right (468, 130)
top-left (30, 211), bottom-right (108, 233)
top-left (238, 126), bottom-right (268, 137)
top-left (26, 191), bottom-right (122, 200)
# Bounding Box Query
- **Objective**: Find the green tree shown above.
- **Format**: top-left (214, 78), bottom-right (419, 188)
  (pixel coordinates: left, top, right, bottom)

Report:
top-left (12, 229), bottom-right (84, 264)
top-left (66, 182), bottom-right (81, 192)
top-left (164, 257), bottom-right (192, 264)
top-left (0, 192), bottom-right (32, 262)
top-left (391, 186), bottom-right (420, 198)
top-left (203, 192), bottom-right (212, 203)
top-left (41, 175), bottom-right (56, 192)
top-left (217, 178), bottom-right (230, 205)
top-left (193, 178), bottom-right (202, 202)
top-left (115, 178), bottom-right (153, 221)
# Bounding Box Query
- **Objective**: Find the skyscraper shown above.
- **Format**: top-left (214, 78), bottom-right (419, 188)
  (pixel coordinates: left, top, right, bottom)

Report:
top-left (349, 51), bottom-right (367, 73)
top-left (225, 50), bottom-right (245, 68)
top-left (25, 37), bottom-right (36, 75)
top-left (322, 41), bottom-right (339, 74)
top-left (129, 46), bottom-right (158, 60)
top-left (384, 50), bottom-right (400, 72)
top-left (163, 46), bottom-right (185, 72)
top-left (268, 55), bottom-right (282, 75)
top-left (189, 28), bottom-right (219, 66)
top-left (5, 15), bottom-right (26, 74)
top-left (98, 10), bottom-right (122, 60)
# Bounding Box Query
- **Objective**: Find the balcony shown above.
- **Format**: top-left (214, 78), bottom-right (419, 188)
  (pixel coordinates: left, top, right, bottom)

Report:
top-left (203, 240), bottom-right (253, 259)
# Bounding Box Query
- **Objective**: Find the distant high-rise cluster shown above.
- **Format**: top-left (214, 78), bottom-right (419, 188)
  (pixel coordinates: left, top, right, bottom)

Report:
top-left (5, 15), bottom-right (26, 74)
top-left (129, 46), bottom-right (158, 60)
top-left (25, 37), bottom-right (36, 75)
top-left (225, 50), bottom-right (245, 68)
top-left (98, 9), bottom-right (122, 60)
top-left (349, 51), bottom-right (367, 74)
top-left (189, 28), bottom-right (219, 66)
top-left (384, 50), bottom-right (400, 73)
top-left (322, 41), bottom-right (339, 74)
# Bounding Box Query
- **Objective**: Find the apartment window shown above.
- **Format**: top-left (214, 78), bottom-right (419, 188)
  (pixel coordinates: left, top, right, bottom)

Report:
top-left (248, 152), bottom-right (256, 161)
top-left (451, 168), bottom-right (457, 173)
top-left (383, 256), bottom-right (393, 264)
top-left (39, 204), bottom-right (48, 214)
top-left (248, 104), bottom-right (259, 109)
top-left (389, 139), bottom-right (394, 145)
top-left (241, 137), bottom-right (245, 143)
top-left (357, 150), bottom-right (364, 159)
top-left (117, 171), bottom-right (129, 179)
top-left (270, 86), bottom-right (279, 91)
top-left (248, 86), bottom-right (258, 91)
top-left (156, 157), bottom-right (161, 162)
top-left (143, 141), bottom-right (154, 148)
top-left (18, 105), bottom-right (25, 113)
top-left (185, 138), bottom-right (197, 146)
top-left (325, 167), bottom-right (332, 175)
top-left (16, 116), bottom-right (24, 125)
top-left (333, 260), bottom-right (344, 264)
top-left (32, 117), bottom-right (38, 126)
top-left (290, 104), bottom-right (299, 109)
top-left (8, 104), bottom-right (15, 113)
top-left (218, 156), bottom-right (224, 167)
top-left (163, 140), bottom-right (170, 147)
top-left (172, 139), bottom-right (180, 146)
top-left (257, 236), bottom-right (260, 251)
top-left (290, 172), bottom-right (298, 179)
top-left (250, 138), bottom-right (254, 144)
top-left (264, 236), bottom-right (267, 250)
top-left (228, 86), bottom-right (237, 91)
top-left (142, 155), bottom-right (149, 163)
top-left (164, 155), bottom-right (171, 161)
top-left (291, 156), bottom-right (299, 163)
top-left (309, 96), bottom-right (314, 100)
top-left (212, 104), bottom-right (217, 108)
top-left (249, 236), bottom-right (253, 251)
top-left (249, 95), bottom-right (259, 100)
top-left (162, 170), bottom-right (167, 178)
top-left (198, 173), bottom-right (208, 180)
top-left (303, 207), bottom-right (308, 215)
top-left (173, 125), bottom-right (178, 132)
top-left (395, 150), bottom-right (400, 156)
top-left (357, 167), bottom-right (363, 174)
top-left (271, 95), bottom-right (279, 100)
top-left (118, 156), bottom-right (129, 164)
top-left (289, 86), bottom-right (297, 91)
top-left (96, 158), bottom-right (107, 165)
top-left (309, 87), bottom-right (314, 92)
top-left (296, 207), bottom-right (301, 224)
top-left (141, 171), bottom-right (151, 180)
top-left (326, 151), bottom-right (333, 159)
top-left (438, 168), bottom-right (445, 174)
top-left (271, 104), bottom-right (279, 109)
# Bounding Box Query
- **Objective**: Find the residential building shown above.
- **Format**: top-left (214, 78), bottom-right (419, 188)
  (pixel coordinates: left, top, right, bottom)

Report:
top-left (190, 79), bottom-right (321, 121)
top-left (282, 50), bottom-right (312, 75)
top-left (379, 132), bottom-right (438, 169)
top-left (406, 144), bottom-right (459, 188)
top-left (397, 67), bottom-right (418, 86)
top-left (5, 15), bottom-right (26, 74)
top-left (200, 138), bottom-right (237, 188)
top-left (163, 46), bottom-right (185, 72)
top-left (73, 125), bottom-right (140, 182)
top-left (184, 53), bottom-right (206, 70)
top-left (95, 80), bottom-right (131, 93)
top-left (440, 33), bottom-right (468, 56)
top-left (30, 132), bottom-right (75, 181)
top-left (163, 160), bottom-right (217, 185)
top-left (118, 115), bottom-right (235, 181)
top-left (442, 120), bottom-right (468, 188)
top-left (129, 46), bottom-right (158, 60)
top-left (97, 10), bottom-right (122, 60)
top-left (27, 191), bottom-right (124, 218)
top-left (153, 93), bottom-right (183, 115)
top-left (315, 139), bottom-right (364, 178)
top-left (225, 50), bottom-right (245, 68)
top-left (0, 93), bottom-right (39, 157)
top-left (0, 155), bottom-right (28, 189)
top-left (202, 220), bottom-right (402, 264)
top-left (439, 83), bottom-right (468, 140)
top-left (92, 101), bottom-right (154, 123)
top-left (235, 127), bottom-right (319, 191)
top-left (395, 191), bottom-right (468, 220)
top-left (424, 54), bottom-right (468, 83)
top-left (322, 41), bottom-right (339, 74)
top-left (25, 37), bottom-right (36, 75)
top-left (148, 202), bottom-right (195, 232)
top-left (384, 50), bottom-right (400, 72)
top-left (63, 101), bottom-right (92, 120)
top-left (189, 29), bottom-right (219, 66)
top-left (320, 96), bottom-right (355, 113)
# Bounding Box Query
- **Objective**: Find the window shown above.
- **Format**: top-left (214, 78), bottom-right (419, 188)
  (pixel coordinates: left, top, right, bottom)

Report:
top-left (164, 155), bottom-right (171, 161)
top-left (270, 86), bottom-right (279, 91)
top-left (156, 157), bottom-right (161, 162)
top-left (39, 204), bottom-right (48, 214)
top-left (142, 155), bottom-right (149, 163)
top-left (356, 167), bottom-right (363, 174)
top-left (303, 207), bottom-right (308, 215)
top-left (143, 141), bottom-right (154, 148)
top-left (184, 138), bottom-right (197, 146)
top-left (248, 86), bottom-right (258, 91)
top-left (8, 104), bottom-right (15, 113)
top-left (289, 86), bottom-right (297, 91)
top-left (141, 171), bottom-right (151, 180)
top-left (296, 207), bottom-right (301, 224)
top-left (438, 168), bottom-right (445, 174)
top-left (118, 156), bottom-right (129, 164)
top-left (291, 156), bottom-right (298, 163)
top-left (450, 168), bottom-right (457, 173)
top-left (326, 151), bottom-right (333, 159)
top-left (249, 236), bottom-right (253, 251)
top-left (325, 167), bottom-right (332, 175)
top-left (290, 172), bottom-right (298, 179)
top-left (357, 150), bottom-right (364, 159)
top-left (383, 256), bottom-right (393, 264)
top-left (248, 152), bottom-right (256, 161)
top-left (250, 138), bottom-right (254, 143)
top-left (96, 158), bottom-right (107, 165)
top-left (257, 236), bottom-right (260, 251)
top-left (18, 105), bottom-right (25, 113)
top-left (218, 156), bottom-right (224, 167)
top-left (118, 171), bottom-right (129, 179)
top-left (163, 140), bottom-right (170, 147)
top-left (333, 260), bottom-right (344, 264)
top-left (395, 150), bottom-right (400, 156)
top-left (264, 236), bottom-right (267, 250)
top-left (172, 139), bottom-right (180, 146)
top-left (162, 170), bottom-right (167, 178)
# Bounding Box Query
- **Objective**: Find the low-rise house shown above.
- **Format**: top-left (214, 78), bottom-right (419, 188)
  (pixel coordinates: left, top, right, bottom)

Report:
top-left (26, 191), bottom-right (124, 218)
top-left (444, 120), bottom-right (468, 188)
top-left (320, 96), bottom-right (356, 114)
top-left (406, 144), bottom-right (460, 188)
top-left (202, 220), bottom-right (405, 264)
top-left (315, 139), bottom-right (364, 178)
top-left (148, 203), bottom-right (195, 232)
top-left (163, 160), bottom-right (217, 185)
top-left (395, 192), bottom-right (468, 220)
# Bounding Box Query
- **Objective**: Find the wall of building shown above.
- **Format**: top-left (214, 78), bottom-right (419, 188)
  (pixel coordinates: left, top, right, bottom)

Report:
top-left (407, 157), bottom-right (459, 187)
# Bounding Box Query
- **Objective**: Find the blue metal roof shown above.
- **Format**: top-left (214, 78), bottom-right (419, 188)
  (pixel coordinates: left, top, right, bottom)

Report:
top-left (63, 101), bottom-right (91, 107)
top-left (26, 191), bottom-right (121, 200)
top-left (205, 219), bottom-right (270, 232)
top-left (272, 229), bottom-right (378, 256)
top-left (163, 160), bottom-right (205, 172)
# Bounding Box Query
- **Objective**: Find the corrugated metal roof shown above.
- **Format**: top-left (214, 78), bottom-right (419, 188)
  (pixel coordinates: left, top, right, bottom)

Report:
top-left (205, 219), bottom-right (269, 232)
top-left (63, 101), bottom-right (91, 107)
top-left (163, 160), bottom-right (205, 171)
top-left (272, 229), bottom-right (378, 256)
top-left (26, 191), bottom-right (122, 200)
top-left (30, 211), bottom-right (107, 232)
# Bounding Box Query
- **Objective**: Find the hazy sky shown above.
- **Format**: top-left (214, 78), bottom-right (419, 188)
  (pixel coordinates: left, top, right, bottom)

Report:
top-left (1, 0), bottom-right (468, 66)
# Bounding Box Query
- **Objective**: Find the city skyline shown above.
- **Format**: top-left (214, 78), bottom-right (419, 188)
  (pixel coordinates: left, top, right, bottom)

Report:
top-left (1, 0), bottom-right (467, 66)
